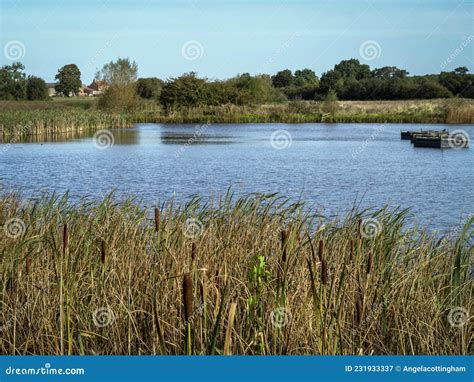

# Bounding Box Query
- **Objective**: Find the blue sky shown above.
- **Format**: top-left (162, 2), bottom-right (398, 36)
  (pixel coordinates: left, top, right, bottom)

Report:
top-left (1, 0), bottom-right (473, 82)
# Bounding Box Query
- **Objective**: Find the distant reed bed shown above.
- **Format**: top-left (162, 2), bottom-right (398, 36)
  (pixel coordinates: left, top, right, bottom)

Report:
top-left (1, 99), bottom-right (473, 139)
top-left (0, 191), bottom-right (471, 355)
top-left (0, 109), bottom-right (134, 140)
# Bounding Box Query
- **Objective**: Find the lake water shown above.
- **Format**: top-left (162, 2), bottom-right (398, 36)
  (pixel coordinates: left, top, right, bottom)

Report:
top-left (1, 123), bottom-right (473, 231)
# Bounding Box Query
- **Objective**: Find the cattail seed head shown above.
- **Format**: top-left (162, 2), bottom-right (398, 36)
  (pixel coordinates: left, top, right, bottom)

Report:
top-left (321, 260), bottom-right (328, 285)
top-left (62, 224), bottom-right (68, 256)
top-left (318, 239), bottom-right (325, 262)
top-left (154, 207), bottom-right (160, 233)
top-left (281, 229), bottom-right (288, 263)
top-left (183, 273), bottom-right (193, 323)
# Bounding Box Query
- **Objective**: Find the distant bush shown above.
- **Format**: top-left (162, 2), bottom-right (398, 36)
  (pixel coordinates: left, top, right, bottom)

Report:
top-left (98, 84), bottom-right (139, 111)
top-left (26, 76), bottom-right (49, 100)
top-left (322, 89), bottom-right (340, 113)
top-left (136, 77), bottom-right (163, 100)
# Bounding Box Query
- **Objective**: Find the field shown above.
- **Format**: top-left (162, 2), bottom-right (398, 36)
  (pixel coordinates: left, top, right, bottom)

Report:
top-left (1, 98), bottom-right (473, 140)
top-left (0, 192), bottom-right (472, 355)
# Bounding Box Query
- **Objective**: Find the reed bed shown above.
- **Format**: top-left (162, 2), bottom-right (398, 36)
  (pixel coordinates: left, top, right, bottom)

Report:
top-left (0, 191), bottom-right (472, 355)
top-left (0, 109), bottom-right (134, 140)
top-left (1, 99), bottom-right (473, 139)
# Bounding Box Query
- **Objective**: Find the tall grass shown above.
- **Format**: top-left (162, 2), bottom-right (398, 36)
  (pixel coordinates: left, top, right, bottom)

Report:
top-left (0, 192), bottom-right (471, 355)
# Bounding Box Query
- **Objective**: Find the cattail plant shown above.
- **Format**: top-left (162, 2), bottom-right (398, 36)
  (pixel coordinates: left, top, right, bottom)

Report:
top-left (182, 273), bottom-right (194, 355)
top-left (319, 239), bottom-right (328, 285)
top-left (355, 286), bottom-right (364, 327)
top-left (100, 240), bottom-right (106, 264)
top-left (0, 192), bottom-right (470, 355)
top-left (154, 207), bottom-right (160, 233)
top-left (62, 224), bottom-right (68, 256)
top-left (280, 229), bottom-right (288, 264)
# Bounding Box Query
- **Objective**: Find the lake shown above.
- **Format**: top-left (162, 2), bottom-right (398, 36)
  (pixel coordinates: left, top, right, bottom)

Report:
top-left (1, 123), bottom-right (473, 231)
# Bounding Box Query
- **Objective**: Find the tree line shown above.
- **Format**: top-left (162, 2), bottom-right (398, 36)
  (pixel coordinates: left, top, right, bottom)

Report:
top-left (1, 58), bottom-right (473, 110)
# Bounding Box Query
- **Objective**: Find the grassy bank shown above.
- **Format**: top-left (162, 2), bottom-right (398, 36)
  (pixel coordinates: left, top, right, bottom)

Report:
top-left (0, 192), bottom-right (472, 355)
top-left (1, 99), bottom-right (473, 139)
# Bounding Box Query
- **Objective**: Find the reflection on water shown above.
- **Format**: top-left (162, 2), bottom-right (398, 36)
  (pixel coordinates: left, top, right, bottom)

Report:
top-left (0, 128), bottom-right (141, 145)
top-left (159, 131), bottom-right (237, 145)
top-left (0, 130), bottom-right (91, 144)
top-left (1, 123), bottom-right (473, 230)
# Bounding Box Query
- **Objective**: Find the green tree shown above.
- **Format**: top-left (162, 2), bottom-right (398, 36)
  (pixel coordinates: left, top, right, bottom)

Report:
top-left (205, 80), bottom-right (240, 105)
top-left (136, 77), bottom-right (163, 100)
top-left (334, 59), bottom-right (371, 80)
top-left (96, 57), bottom-right (138, 86)
top-left (55, 64), bottom-right (81, 96)
top-left (26, 76), bottom-right (49, 100)
top-left (439, 68), bottom-right (473, 97)
top-left (232, 73), bottom-right (286, 104)
top-left (97, 58), bottom-right (139, 111)
top-left (272, 69), bottom-right (293, 88)
top-left (372, 66), bottom-right (408, 79)
top-left (417, 81), bottom-right (452, 99)
top-left (160, 72), bottom-right (208, 109)
top-left (293, 68), bottom-right (319, 86)
top-left (0, 62), bottom-right (27, 100)
top-left (319, 70), bottom-right (343, 95)
top-left (338, 77), bottom-right (366, 100)
top-left (454, 67), bottom-right (469, 75)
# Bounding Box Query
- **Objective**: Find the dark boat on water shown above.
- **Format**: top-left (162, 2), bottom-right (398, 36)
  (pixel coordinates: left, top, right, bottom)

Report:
top-left (401, 129), bottom-right (468, 149)
top-left (401, 131), bottom-right (412, 140)
top-left (400, 129), bottom-right (447, 141)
